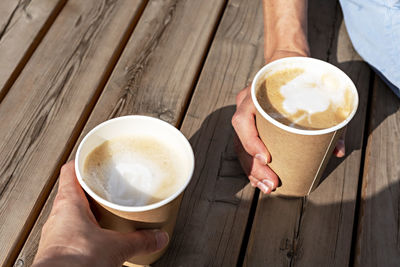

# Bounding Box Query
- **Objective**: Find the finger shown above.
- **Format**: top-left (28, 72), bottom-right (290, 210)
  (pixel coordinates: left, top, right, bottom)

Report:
top-left (110, 229), bottom-right (169, 260)
top-left (53, 161), bottom-right (97, 225)
top-left (249, 176), bottom-right (274, 194)
top-left (333, 127), bottom-right (347, 158)
top-left (236, 85), bottom-right (250, 106)
top-left (57, 161), bottom-right (87, 203)
top-left (248, 175), bottom-right (259, 187)
top-left (232, 96), bottom-right (270, 163)
top-left (235, 135), bottom-right (278, 192)
top-left (333, 139), bottom-right (345, 158)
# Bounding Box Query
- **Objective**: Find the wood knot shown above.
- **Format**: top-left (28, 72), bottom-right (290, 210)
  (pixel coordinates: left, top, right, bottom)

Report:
top-left (14, 259), bottom-right (24, 267)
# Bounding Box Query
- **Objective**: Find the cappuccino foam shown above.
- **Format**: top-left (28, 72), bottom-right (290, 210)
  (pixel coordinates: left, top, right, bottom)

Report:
top-left (83, 136), bottom-right (182, 206)
top-left (256, 67), bottom-right (354, 129)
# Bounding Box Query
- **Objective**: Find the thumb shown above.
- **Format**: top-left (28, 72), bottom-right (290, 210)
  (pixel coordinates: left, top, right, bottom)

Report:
top-left (109, 229), bottom-right (169, 260)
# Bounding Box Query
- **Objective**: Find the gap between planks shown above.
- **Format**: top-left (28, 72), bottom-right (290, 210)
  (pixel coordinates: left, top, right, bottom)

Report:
top-left (352, 75), bottom-right (400, 266)
top-left (0, 0), bottom-right (68, 104)
top-left (348, 70), bottom-right (375, 267)
top-left (3, 1), bottom-right (149, 266)
top-left (243, 1), bottom-right (371, 266)
top-left (174, 0), bottom-right (229, 129)
top-left (15, 0), bottom-right (230, 266)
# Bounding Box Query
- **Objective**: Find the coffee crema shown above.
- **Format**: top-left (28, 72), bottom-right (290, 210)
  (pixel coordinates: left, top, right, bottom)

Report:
top-left (83, 136), bottom-right (182, 206)
top-left (256, 67), bottom-right (355, 130)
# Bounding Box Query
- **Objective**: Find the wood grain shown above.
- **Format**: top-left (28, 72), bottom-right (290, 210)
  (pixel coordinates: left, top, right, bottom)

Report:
top-left (244, 1), bottom-right (372, 266)
top-left (0, 0), bottom-right (146, 265)
top-left (354, 77), bottom-right (400, 267)
top-left (0, 0), bottom-right (67, 102)
top-left (15, 0), bottom-right (227, 265)
top-left (154, 0), bottom-right (265, 265)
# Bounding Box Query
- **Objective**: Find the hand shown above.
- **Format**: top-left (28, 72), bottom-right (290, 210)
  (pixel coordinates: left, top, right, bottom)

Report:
top-left (333, 128), bottom-right (346, 157)
top-left (232, 52), bottom-right (346, 194)
top-left (33, 161), bottom-right (169, 267)
top-left (232, 85), bottom-right (279, 194)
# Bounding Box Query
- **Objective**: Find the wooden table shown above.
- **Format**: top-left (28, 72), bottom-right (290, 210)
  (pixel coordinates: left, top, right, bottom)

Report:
top-left (1, 0), bottom-right (399, 266)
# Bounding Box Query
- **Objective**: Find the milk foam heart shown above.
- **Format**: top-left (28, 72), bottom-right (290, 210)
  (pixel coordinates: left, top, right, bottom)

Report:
top-left (256, 66), bottom-right (355, 130)
top-left (280, 72), bottom-right (344, 115)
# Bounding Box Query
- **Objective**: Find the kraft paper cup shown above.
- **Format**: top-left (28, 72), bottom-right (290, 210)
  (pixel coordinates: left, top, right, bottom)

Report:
top-left (251, 57), bottom-right (358, 197)
top-left (75, 116), bottom-right (195, 266)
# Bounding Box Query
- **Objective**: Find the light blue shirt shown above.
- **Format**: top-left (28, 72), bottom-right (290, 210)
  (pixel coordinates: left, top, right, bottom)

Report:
top-left (339, 0), bottom-right (400, 98)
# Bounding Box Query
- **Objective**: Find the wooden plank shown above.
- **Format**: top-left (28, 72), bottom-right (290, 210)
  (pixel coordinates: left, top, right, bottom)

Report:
top-left (0, 0), bottom-right (67, 102)
top-left (154, 0), bottom-right (265, 265)
top-left (354, 78), bottom-right (400, 266)
top-left (244, 1), bottom-right (372, 266)
top-left (15, 0), bottom-right (227, 265)
top-left (0, 0), bottom-right (146, 265)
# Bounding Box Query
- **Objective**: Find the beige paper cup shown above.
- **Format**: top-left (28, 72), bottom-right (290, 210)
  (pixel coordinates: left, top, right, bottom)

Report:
top-left (251, 57), bottom-right (358, 197)
top-left (75, 116), bottom-right (194, 265)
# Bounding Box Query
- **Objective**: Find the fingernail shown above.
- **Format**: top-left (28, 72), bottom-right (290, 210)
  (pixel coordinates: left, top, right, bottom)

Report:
top-left (333, 147), bottom-right (339, 155)
top-left (333, 146), bottom-right (345, 157)
top-left (262, 179), bottom-right (275, 189)
top-left (155, 230), bottom-right (169, 250)
top-left (255, 154), bottom-right (267, 164)
top-left (257, 181), bottom-right (270, 194)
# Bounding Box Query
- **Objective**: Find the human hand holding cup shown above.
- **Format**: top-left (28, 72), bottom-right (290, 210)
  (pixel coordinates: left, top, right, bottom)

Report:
top-left (236, 57), bottom-right (358, 197)
top-left (75, 116), bottom-right (194, 265)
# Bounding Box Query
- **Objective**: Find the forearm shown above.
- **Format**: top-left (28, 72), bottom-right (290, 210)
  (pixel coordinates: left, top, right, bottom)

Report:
top-left (263, 0), bottom-right (310, 62)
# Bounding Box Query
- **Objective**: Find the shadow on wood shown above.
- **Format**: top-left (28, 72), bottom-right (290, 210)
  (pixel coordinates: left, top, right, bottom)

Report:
top-left (155, 105), bottom-right (255, 267)
top-left (307, 0), bottom-right (400, 186)
top-left (244, 176), bottom-right (400, 267)
top-left (156, 98), bottom-right (400, 267)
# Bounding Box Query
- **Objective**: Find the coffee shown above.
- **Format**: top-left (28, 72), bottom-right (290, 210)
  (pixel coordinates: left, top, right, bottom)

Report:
top-left (83, 136), bottom-right (182, 206)
top-left (256, 67), bottom-right (355, 130)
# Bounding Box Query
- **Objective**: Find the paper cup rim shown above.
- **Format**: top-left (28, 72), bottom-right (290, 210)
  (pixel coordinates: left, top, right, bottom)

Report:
top-left (251, 57), bottom-right (359, 136)
top-left (75, 115), bottom-right (195, 212)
